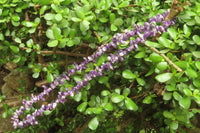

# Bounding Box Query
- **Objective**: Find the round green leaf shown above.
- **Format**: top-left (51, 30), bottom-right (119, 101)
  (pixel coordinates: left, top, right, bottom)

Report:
top-left (155, 73), bottom-right (173, 83)
top-left (52, 26), bottom-right (61, 40)
top-left (111, 94), bottom-right (124, 103)
top-left (77, 102), bottom-right (87, 112)
top-left (74, 92), bottom-right (82, 102)
top-left (179, 96), bottom-right (191, 109)
top-left (122, 69), bottom-right (136, 80)
top-left (158, 37), bottom-right (171, 48)
top-left (193, 79), bottom-right (200, 87)
top-left (173, 92), bottom-right (182, 101)
top-left (134, 52), bottom-right (145, 58)
top-left (193, 35), bottom-right (200, 45)
top-left (10, 45), bottom-right (19, 53)
top-left (55, 14), bottom-right (63, 21)
top-left (170, 121), bottom-right (178, 130)
top-left (192, 51), bottom-right (200, 58)
top-left (123, 88), bottom-right (131, 96)
top-left (47, 40), bottom-right (58, 47)
top-left (195, 61), bottom-right (200, 70)
top-left (101, 90), bottom-right (111, 96)
top-left (93, 107), bottom-right (102, 114)
top-left (44, 110), bottom-right (53, 115)
top-left (125, 97), bottom-right (138, 111)
top-left (185, 68), bottom-right (197, 78)
top-left (2, 112), bottom-right (8, 119)
top-left (167, 28), bottom-right (177, 40)
top-left (111, 24), bottom-right (117, 31)
top-left (157, 62), bottom-right (168, 71)
top-left (183, 24), bottom-right (191, 37)
top-left (44, 13), bottom-right (55, 20)
top-left (149, 53), bottom-right (163, 62)
top-left (163, 111), bottom-right (174, 119)
top-left (103, 103), bottom-right (113, 111)
top-left (143, 96), bottom-right (152, 104)
top-left (136, 78), bottom-right (146, 86)
top-left (163, 92), bottom-right (172, 100)
top-left (66, 40), bottom-right (74, 47)
top-left (47, 73), bottom-right (54, 82)
top-left (22, 21), bottom-right (34, 27)
top-left (46, 29), bottom-right (55, 39)
top-left (183, 88), bottom-right (192, 97)
top-left (32, 72), bottom-right (40, 78)
top-left (80, 20), bottom-right (90, 32)
top-left (118, 1), bottom-right (129, 8)
top-left (85, 108), bottom-right (93, 115)
top-left (88, 117), bottom-right (99, 130)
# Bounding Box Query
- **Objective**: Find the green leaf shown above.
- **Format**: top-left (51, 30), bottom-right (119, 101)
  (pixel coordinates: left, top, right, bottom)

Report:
top-left (85, 108), bottom-right (93, 115)
top-left (193, 79), bottom-right (200, 88)
top-left (111, 94), bottom-right (124, 103)
top-left (157, 62), bottom-right (168, 71)
top-left (44, 110), bottom-right (53, 115)
top-left (110, 13), bottom-right (116, 24)
top-left (15, 38), bottom-right (21, 43)
top-left (125, 97), bottom-right (138, 111)
top-left (118, 1), bottom-right (129, 8)
top-left (163, 92), bottom-right (172, 100)
top-left (155, 73), bottom-right (173, 83)
top-left (179, 96), bottom-right (191, 109)
top-left (158, 37), bottom-right (171, 48)
top-left (183, 24), bottom-right (191, 37)
top-left (195, 61), bottom-right (200, 70)
top-left (88, 117), bottom-right (99, 130)
top-left (47, 73), bottom-right (54, 82)
top-left (173, 92), bottom-right (182, 101)
top-left (10, 46), bottom-right (19, 53)
top-left (167, 28), bottom-right (177, 40)
top-left (113, 18), bottom-right (123, 26)
top-left (122, 69), bottom-right (136, 80)
top-left (44, 13), bottom-right (55, 20)
top-left (0, 33), bottom-right (4, 41)
top-left (47, 40), bottom-right (58, 47)
top-left (185, 68), bottom-right (197, 78)
top-left (103, 103), bottom-right (113, 111)
top-left (134, 52), bottom-right (145, 58)
top-left (193, 35), bottom-right (200, 45)
top-left (32, 72), bottom-right (39, 78)
top-left (71, 17), bottom-right (82, 22)
top-left (66, 40), bottom-right (74, 47)
top-left (40, 5), bottom-right (48, 15)
top-left (101, 90), bottom-right (111, 96)
top-left (98, 76), bottom-right (109, 84)
top-left (149, 53), bottom-right (163, 62)
top-left (136, 78), bottom-right (146, 86)
top-left (12, 15), bottom-right (20, 21)
top-left (74, 92), bottom-right (82, 102)
top-left (77, 102), bottom-right (87, 112)
top-left (111, 24), bottom-right (117, 31)
top-left (22, 21), bottom-right (34, 27)
top-left (80, 20), bottom-right (90, 32)
top-left (183, 88), bottom-right (192, 97)
top-left (52, 26), bottom-right (61, 40)
top-left (55, 14), bottom-right (63, 21)
top-left (145, 41), bottom-right (160, 48)
top-left (170, 121), bottom-right (178, 130)
top-left (143, 96), bottom-right (152, 104)
top-left (163, 111), bottom-right (174, 119)
top-left (192, 51), bottom-right (200, 58)
top-left (123, 88), bottom-right (131, 96)
top-left (93, 107), bottom-right (102, 114)
top-left (2, 112), bottom-right (8, 119)
top-left (46, 29), bottom-right (55, 39)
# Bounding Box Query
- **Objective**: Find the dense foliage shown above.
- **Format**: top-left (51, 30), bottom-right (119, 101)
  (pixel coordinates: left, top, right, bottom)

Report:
top-left (1, 0), bottom-right (200, 132)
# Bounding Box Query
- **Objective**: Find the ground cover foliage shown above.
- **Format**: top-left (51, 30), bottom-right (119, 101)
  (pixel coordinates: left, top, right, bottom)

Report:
top-left (0, 0), bottom-right (200, 132)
